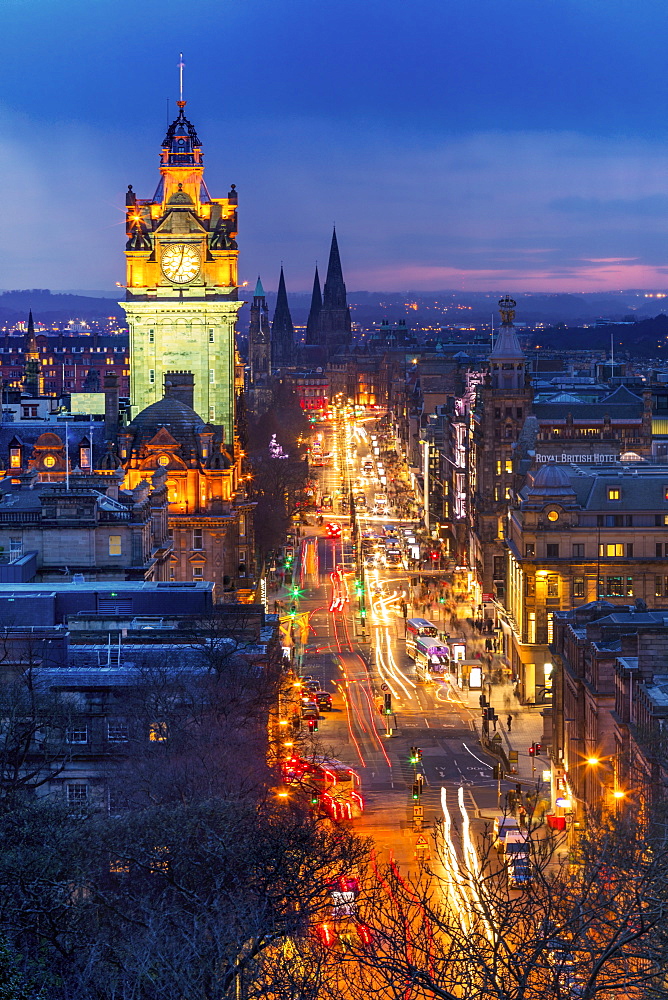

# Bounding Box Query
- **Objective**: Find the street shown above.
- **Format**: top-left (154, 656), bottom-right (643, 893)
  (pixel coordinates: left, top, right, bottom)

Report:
top-left (288, 409), bottom-right (528, 874)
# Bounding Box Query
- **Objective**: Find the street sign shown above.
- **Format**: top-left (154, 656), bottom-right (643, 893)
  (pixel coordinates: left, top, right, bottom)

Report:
top-left (415, 835), bottom-right (429, 850)
top-left (508, 750), bottom-right (519, 762)
top-left (413, 805), bottom-right (424, 818)
top-left (380, 683), bottom-right (389, 692)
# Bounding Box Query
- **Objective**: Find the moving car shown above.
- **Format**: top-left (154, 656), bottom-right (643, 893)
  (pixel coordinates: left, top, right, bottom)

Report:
top-left (316, 691), bottom-right (333, 710)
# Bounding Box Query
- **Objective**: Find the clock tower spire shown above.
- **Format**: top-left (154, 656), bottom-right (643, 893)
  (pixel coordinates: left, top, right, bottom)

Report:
top-left (121, 88), bottom-right (241, 443)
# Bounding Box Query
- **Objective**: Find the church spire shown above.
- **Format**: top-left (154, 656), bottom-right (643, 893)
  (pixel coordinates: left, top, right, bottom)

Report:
top-left (24, 311), bottom-right (41, 397)
top-left (322, 227), bottom-right (347, 310)
top-left (319, 227), bottom-right (352, 354)
top-left (305, 264), bottom-right (322, 346)
top-left (271, 266), bottom-right (295, 367)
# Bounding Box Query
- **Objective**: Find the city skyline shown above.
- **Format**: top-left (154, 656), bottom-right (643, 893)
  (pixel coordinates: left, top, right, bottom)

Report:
top-left (3, 0), bottom-right (668, 292)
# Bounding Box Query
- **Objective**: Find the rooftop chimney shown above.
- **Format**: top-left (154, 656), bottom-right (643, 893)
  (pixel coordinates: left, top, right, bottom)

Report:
top-left (104, 371), bottom-right (119, 442)
top-left (164, 371), bottom-right (195, 410)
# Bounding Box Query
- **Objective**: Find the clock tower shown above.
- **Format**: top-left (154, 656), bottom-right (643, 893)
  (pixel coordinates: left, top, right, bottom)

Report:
top-left (121, 99), bottom-right (241, 442)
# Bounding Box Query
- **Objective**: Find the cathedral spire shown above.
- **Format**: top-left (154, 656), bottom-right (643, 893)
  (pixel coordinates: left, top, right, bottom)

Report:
top-left (319, 227), bottom-right (351, 354)
top-left (305, 264), bottom-right (322, 346)
top-left (272, 266), bottom-right (295, 366)
top-left (254, 275), bottom-right (265, 299)
top-left (322, 227), bottom-right (347, 310)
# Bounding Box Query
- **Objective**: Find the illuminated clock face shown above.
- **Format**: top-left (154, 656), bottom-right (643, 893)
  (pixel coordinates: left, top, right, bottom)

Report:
top-left (161, 244), bottom-right (201, 284)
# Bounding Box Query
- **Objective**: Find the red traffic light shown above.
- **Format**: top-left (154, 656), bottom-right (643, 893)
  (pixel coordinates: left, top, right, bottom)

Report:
top-left (528, 744), bottom-right (536, 756)
top-left (430, 551), bottom-right (439, 560)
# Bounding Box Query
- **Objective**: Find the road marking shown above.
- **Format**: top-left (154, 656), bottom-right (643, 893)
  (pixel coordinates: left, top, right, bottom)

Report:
top-left (424, 717), bottom-right (430, 728)
top-left (461, 742), bottom-right (493, 769)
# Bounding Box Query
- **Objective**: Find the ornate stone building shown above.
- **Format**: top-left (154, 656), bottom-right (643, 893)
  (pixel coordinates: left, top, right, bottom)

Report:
top-left (473, 296), bottom-right (533, 597)
top-left (119, 373), bottom-right (253, 595)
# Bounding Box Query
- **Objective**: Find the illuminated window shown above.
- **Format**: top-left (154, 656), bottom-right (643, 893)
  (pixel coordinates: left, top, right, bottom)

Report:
top-left (149, 722), bottom-right (168, 742)
top-left (607, 488), bottom-right (620, 500)
top-left (547, 575), bottom-right (559, 598)
top-left (528, 612), bottom-right (536, 644)
top-left (525, 543), bottom-right (535, 557)
top-left (505, 460), bottom-right (513, 474)
top-left (599, 543), bottom-right (624, 557)
top-left (79, 447), bottom-right (90, 469)
top-left (43, 455), bottom-right (56, 468)
top-left (9, 447), bottom-right (21, 469)
top-left (573, 577), bottom-right (585, 599)
top-left (157, 455), bottom-right (169, 467)
top-left (547, 613), bottom-right (554, 644)
top-left (496, 460), bottom-right (502, 476)
top-left (108, 535), bottom-right (122, 556)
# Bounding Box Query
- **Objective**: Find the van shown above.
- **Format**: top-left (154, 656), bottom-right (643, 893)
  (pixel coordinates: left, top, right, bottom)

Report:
top-left (492, 814), bottom-right (520, 849)
top-left (503, 831), bottom-right (531, 888)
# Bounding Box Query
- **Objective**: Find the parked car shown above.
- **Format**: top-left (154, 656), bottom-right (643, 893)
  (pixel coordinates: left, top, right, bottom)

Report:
top-left (316, 691), bottom-right (333, 710)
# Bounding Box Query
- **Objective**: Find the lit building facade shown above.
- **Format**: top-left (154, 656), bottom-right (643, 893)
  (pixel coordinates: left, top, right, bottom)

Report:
top-left (506, 462), bottom-right (668, 703)
top-left (121, 101), bottom-right (242, 439)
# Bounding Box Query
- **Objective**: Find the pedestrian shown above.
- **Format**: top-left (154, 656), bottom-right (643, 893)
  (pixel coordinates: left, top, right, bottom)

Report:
top-left (505, 789), bottom-right (516, 814)
top-left (518, 806), bottom-right (526, 830)
top-left (506, 714), bottom-right (512, 733)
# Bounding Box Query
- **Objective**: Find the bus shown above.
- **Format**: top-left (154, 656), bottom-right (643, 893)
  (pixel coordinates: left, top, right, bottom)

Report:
top-left (414, 637), bottom-right (450, 682)
top-left (405, 618), bottom-right (439, 659)
top-left (283, 755), bottom-right (364, 821)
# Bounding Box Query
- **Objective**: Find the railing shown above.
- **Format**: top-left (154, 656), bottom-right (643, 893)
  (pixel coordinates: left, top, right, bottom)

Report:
top-left (0, 511), bottom-right (40, 523)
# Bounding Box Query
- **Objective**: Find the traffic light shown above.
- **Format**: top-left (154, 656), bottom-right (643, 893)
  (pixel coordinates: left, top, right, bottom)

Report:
top-left (416, 747), bottom-right (423, 762)
top-left (290, 584), bottom-right (302, 599)
top-left (482, 707), bottom-right (490, 721)
top-left (384, 692), bottom-right (392, 715)
top-left (430, 550), bottom-right (439, 561)
top-left (493, 763), bottom-right (504, 780)
top-left (410, 746), bottom-right (419, 765)
top-left (308, 718), bottom-right (319, 733)
top-left (529, 743), bottom-right (536, 757)
top-left (412, 782), bottom-right (421, 801)
top-left (534, 742), bottom-right (542, 756)
top-left (354, 579), bottom-right (364, 597)
top-left (310, 791), bottom-right (319, 806)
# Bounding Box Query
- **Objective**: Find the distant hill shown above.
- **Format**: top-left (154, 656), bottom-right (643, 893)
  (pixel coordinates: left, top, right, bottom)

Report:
top-left (532, 315), bottom-right (668, 357)
top-left (0, 290), bottom-right (124, 326)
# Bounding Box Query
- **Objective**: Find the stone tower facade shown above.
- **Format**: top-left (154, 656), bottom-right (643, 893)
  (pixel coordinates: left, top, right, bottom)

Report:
top-left (248, 277), bottom-right (271, 382)
top-left (475, 296), bottom-right (533, 599)
top-left (121, 99), bottom-right (242, 445)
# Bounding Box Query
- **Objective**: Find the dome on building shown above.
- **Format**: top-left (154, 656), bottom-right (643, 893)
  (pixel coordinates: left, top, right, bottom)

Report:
top-left (525, 463), bottom-right (575, 497)
top-left (129, 396), bottom-right (205, 444)
top-left (167, 184), bottom-right (194, 207)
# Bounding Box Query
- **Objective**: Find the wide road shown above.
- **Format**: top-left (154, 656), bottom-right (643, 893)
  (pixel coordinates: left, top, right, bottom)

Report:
top-left (294, 410), bottom-right (505, 872)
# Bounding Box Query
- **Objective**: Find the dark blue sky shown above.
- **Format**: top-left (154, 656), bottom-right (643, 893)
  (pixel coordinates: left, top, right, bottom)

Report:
top-left (3, 0), bottom-right (668, 292)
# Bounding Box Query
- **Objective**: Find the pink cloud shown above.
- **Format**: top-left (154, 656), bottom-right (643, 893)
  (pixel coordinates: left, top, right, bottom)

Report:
top-left (348, 261), bottom-right (668, 293)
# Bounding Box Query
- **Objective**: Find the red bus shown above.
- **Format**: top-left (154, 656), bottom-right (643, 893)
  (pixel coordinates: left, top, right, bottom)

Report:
top-left (283, 755), bottom-right (364, 821)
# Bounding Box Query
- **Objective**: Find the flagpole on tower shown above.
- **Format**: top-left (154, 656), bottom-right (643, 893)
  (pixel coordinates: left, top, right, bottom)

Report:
top-left (178, 53), bottom-right (185, 104)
